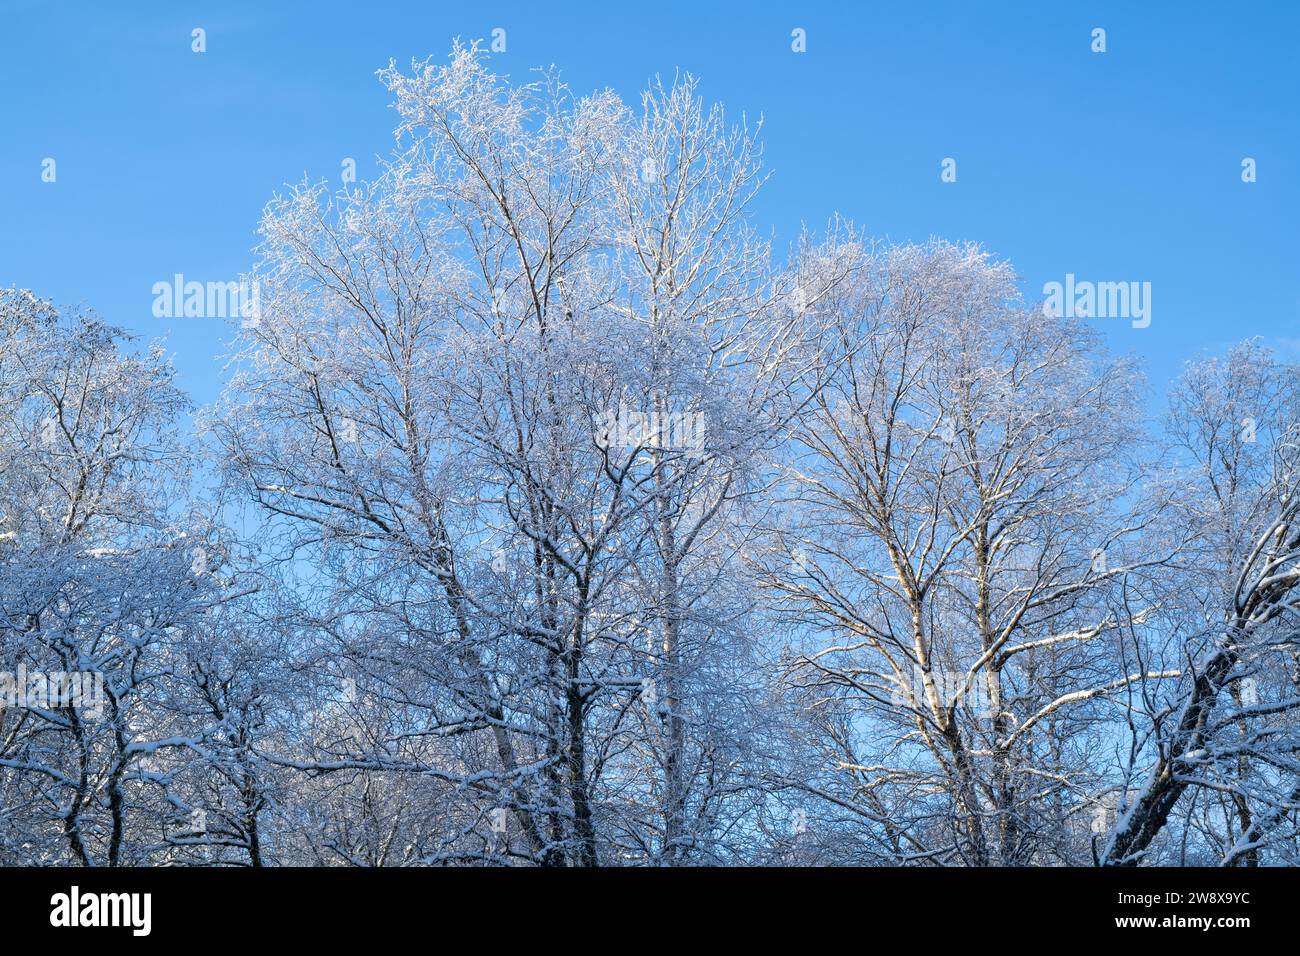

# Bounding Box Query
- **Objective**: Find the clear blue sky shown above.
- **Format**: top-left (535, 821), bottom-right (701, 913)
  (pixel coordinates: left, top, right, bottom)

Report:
top-left (3, 1), bottom-right (1296, 412)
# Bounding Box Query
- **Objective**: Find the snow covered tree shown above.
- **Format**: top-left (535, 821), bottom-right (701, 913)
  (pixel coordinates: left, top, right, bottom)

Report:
top-left (7, 46), bottom-right (1295, 872)
top-left (1099, 341), bottom-right (1300, 866)
top-left (0, 289), bottom-right (236, 865)
top-left (759, 242), bottom-right (1177, 865)
top-left (208, 42), bottom-right (833, 865)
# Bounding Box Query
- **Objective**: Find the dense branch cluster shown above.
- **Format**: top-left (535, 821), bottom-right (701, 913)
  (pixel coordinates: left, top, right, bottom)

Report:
top-left (3, 45), bottom-right (1298, 866)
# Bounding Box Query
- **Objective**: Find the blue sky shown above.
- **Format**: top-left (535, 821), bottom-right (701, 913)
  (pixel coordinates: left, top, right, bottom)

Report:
top-left (2, 1), bottom-right (1296, 413)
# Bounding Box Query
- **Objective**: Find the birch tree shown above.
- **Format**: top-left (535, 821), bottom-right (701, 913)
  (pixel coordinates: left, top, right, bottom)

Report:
top-left (1100, 341), bottom-right (1300, 865)
top-left (209, 43), bottom-right (823, 864)
top-left (0, 289), bottom-right (230, 865)
top-left (763, 242), bottom-right (1170, 864)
